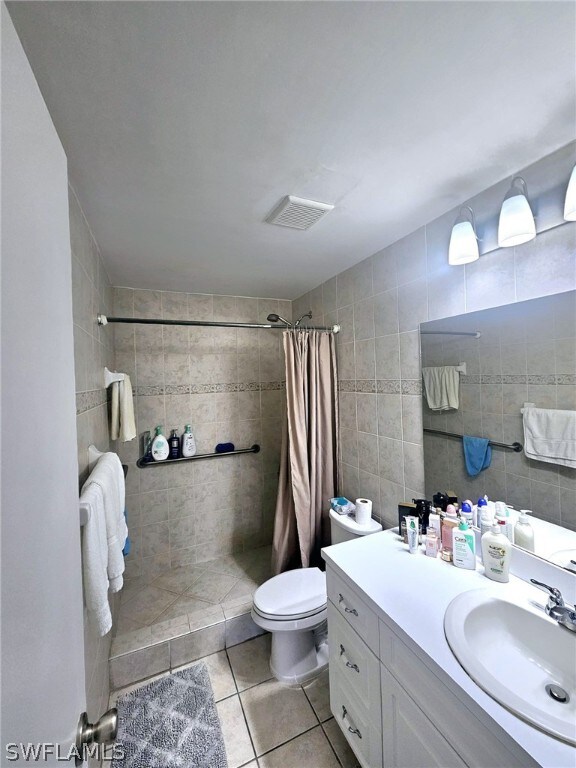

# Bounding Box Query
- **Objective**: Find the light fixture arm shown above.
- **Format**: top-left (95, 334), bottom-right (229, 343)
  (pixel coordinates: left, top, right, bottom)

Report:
top-left (457, 205), bottom-right (479, 239)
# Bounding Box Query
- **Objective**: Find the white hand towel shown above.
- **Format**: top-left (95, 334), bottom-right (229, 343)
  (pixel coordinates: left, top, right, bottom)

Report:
top-left (523, 406), bottom-right (576, 468)
top-left (110, 375), bottom-right (136, 442)
top-left (422, 366), bottom-right (460, 411)
top-left (82, 452), bottom-right (127, 592)
top-left (80, 484), bottom-right (112, 636)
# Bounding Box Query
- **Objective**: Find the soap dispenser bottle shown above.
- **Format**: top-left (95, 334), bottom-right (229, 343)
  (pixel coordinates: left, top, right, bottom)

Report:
top-left (181, 424), bottom-right (197, 458)
top-left (151, 426), bottom-right (169, 461)
top-left (481, 523), bottom-right (511, 583)
top-left (514, 510), bottom-right (535, 552)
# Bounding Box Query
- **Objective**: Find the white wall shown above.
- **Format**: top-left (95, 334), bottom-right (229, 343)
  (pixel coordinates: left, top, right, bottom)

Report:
top-left (1, 4), bottom-right (85, 753)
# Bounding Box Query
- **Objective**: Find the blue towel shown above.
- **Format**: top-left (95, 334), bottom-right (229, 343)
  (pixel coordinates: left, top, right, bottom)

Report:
top-left (463, 436), bottom-right (492, 477)
top-left (122, 509), bottom-right (131, 556)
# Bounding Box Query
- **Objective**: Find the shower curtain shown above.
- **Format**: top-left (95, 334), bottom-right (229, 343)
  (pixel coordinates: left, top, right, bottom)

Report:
top-left (271, 330), bottom-right (339, 575)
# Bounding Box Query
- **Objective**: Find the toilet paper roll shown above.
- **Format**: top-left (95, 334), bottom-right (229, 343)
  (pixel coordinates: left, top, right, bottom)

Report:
top-left (355, 498), bottom-right (373, 527)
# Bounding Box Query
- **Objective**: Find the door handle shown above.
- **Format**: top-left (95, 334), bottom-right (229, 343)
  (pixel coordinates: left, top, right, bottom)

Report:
top-left (75, 709), bottom-right (118, 766)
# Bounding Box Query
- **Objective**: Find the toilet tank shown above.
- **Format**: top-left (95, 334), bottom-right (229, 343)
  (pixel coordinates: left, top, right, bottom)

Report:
top-left (329, 508), bottom-right (383, 544)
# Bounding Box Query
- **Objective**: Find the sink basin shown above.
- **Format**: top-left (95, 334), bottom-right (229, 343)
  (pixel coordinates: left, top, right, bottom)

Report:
top-left (549, 549), bottom-right (576, 573)
top-left (444, 589), bottom-right (576, 745)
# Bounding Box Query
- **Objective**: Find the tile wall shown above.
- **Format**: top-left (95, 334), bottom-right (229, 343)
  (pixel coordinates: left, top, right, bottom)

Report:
top-left (112, 289), bottom-right (291, 580)
top-left (421, 292), bottom-right (576, 530)
top-left (293, 143), bottom-right (576, 528)
top-left (69, 185), bottom-right (117, 750)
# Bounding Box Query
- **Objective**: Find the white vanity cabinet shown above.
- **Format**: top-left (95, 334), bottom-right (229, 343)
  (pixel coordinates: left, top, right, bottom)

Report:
top-left (326, 564), bottom-right (538, 768)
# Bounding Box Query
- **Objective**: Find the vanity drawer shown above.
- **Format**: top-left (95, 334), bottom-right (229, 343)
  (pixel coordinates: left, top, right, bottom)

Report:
top-left (330, 674), bottom-right (383, 768)
top-left (327, 567), bottom-right (379, 653)
top-left (328, 603), bottom-right (381, 712)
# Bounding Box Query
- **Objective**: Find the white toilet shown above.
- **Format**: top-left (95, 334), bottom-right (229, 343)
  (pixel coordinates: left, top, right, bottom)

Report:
top-left (251, 509), bottom-right (382, 684)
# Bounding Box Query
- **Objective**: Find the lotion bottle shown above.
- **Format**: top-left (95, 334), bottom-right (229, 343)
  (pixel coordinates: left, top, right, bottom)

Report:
top-left (441, 505), bottom-right (459, 562)
top-left (481, 523), bottom-right (511, 583)
top-left (514, 510), bottom-right (535, 552)
top-left (452, 520), bottom-right (476, 570)
top-left (151, 426), bottom-right (169, 461)
top-left (181, 424), bottom-right (197, 458)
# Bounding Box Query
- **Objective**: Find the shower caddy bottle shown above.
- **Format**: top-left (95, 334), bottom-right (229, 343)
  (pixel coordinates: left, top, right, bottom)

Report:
top-left (151, 426), bottom-right (170, 461)
top-left (181, 424), bottom-right (197, 457)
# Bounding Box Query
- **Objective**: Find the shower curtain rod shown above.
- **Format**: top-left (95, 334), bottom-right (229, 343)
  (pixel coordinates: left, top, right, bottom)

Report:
top-left (97, 314), bottom-right (340, 333)
top-left (420, 330), bottom-right (481, 338)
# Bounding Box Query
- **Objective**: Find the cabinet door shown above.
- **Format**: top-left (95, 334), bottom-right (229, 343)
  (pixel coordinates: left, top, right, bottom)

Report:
top-left (381, 665), bottom-right (467, 768)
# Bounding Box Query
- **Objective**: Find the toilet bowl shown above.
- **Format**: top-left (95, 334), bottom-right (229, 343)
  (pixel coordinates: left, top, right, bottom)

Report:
top-left (251, 567), bottom-right (328, 685)
top-left (252, 509), bottom-right (383, 684)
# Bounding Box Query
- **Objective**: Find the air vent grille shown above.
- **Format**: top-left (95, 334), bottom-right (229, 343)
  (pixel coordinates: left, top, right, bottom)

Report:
top-left (266, 195), bottom-right (334, 230)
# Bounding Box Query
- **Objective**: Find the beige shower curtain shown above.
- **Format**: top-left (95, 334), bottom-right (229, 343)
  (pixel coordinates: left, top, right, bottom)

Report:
top-left (271, 330), bottom-right (339, 575)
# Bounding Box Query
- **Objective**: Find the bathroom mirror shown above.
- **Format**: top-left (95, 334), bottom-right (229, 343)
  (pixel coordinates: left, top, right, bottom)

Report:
top-left (420, 290), bottom-right (576, 570)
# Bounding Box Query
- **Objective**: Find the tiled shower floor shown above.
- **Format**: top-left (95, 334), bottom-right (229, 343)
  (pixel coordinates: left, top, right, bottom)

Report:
top-left (109, 545), bottom-right (273, 688)
top-left (116, 545), bottom-right (272, 634)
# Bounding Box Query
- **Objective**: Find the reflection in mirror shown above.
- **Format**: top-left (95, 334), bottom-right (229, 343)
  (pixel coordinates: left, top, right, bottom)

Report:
top-left (420, 291), bottom-right (576, 570)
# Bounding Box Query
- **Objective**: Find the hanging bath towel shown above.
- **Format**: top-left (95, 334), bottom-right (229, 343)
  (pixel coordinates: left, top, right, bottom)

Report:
top-left (422, 366), bottom-right (460, 411)
top-left (463, 436), bottom-right (492, 477)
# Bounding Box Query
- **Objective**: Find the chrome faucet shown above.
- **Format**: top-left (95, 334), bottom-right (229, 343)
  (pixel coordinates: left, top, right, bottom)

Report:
top-left (530, 579), bottom-right (576, 633)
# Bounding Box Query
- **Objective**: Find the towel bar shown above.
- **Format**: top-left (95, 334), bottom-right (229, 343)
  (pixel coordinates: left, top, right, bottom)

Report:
top-left (423, 428), bottom-right (522, 452)
top-left (79, 501), bottom-right (91, 526)
top-left (104, 366), bottom-right (125, 388)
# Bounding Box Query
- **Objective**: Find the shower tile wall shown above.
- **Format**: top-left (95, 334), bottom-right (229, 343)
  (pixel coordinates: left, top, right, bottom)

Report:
top-left (112, 289), bottom-right (291, 580)
top-left (69, 185), bottom-right (117, 757)
top-left (292, 142), bottom-right (576, 528)
top-left (421, 292), bottom-right (576, 531)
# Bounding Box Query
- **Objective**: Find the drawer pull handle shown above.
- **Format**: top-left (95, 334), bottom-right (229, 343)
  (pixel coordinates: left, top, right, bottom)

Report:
top-left (338, 593), bottom-right (358, 616)
top-left (341, 706), bottom-right (363, 739)
top-left (339, 644), bottom-right (360, 673)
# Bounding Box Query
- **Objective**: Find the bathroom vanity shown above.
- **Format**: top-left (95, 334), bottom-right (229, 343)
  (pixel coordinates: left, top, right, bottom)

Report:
top-left (322, 530), bottom-right (576, 768)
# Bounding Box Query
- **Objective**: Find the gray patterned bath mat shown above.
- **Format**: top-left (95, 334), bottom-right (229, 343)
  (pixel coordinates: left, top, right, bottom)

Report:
top-left (111, 662), bottom-right (228, 767)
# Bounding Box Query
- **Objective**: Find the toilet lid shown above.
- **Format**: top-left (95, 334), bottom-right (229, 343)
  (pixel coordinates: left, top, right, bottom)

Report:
top-left (253, 567), bottom-right (326, 618)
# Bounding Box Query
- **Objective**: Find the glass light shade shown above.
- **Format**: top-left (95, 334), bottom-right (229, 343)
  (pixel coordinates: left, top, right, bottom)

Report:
top-left (498, 186), bottom-right (536, 247)
top-left (448, 220), bottom-right (479, 265)
top-left (564, 165), bottom-right (576, 221)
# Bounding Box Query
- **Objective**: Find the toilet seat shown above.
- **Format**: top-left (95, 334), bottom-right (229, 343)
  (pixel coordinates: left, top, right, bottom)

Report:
top-left (252, 567), bottom-right (326, 620)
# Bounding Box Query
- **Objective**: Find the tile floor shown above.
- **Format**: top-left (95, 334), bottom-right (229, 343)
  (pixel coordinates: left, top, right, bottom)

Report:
top-left (110, 634), bottom-right (360, 768)
top-left (116, 545), bottom-right (272, 634)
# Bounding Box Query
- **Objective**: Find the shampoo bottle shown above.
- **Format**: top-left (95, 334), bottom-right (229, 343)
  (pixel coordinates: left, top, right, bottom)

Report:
top-left (181, 424), bottom-right (197, 458)
top-left (169, 428), bottom-right (180, 459)
top-left (514, 510), bottom-right (535, 552)
top-left (481, 524), bottom-right (511, 583)
top-left (151, 426), bottom-right (169, 461)
top-left (452, 520), bottom-right (476, 570)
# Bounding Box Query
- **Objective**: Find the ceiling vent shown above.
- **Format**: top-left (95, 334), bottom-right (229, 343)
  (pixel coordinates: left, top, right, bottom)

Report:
top-left (266, 195), bottom-right (334, 230)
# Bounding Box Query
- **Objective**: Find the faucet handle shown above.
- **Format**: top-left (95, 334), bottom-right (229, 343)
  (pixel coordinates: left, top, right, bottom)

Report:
top-left (530, 579), bottom-right (565, 607)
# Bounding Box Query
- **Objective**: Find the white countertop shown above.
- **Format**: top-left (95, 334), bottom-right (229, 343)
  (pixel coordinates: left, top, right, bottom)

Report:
top-left (322, 530), bottom-right (576, 768)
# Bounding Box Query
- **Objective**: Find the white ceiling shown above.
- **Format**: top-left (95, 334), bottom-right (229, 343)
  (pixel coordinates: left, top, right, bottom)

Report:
top-left (8, 1), bottom-right (576, 300)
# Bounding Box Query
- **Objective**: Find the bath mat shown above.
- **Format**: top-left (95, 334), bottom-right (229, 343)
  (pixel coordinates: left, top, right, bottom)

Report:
top-left (111, 662), bottom-right (228, 768)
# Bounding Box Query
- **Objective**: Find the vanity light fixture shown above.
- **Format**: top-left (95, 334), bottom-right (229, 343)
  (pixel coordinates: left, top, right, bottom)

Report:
top-left (564, 164), bottom-right (576, 221)
top-left (497, 176), bottom-right (536, 247)
top-left (448, 205), bottom-right (479, 266)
